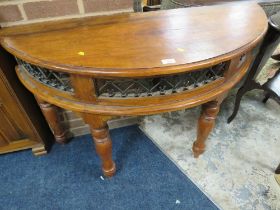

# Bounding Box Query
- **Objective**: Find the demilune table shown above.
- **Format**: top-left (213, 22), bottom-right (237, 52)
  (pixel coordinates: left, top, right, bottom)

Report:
top-left (0, 2), bottom-right (267, 177)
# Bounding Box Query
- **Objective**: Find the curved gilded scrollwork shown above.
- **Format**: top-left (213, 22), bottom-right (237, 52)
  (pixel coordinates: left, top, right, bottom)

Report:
top-left (95, 62), bottom-right (227, 98)
top-left (16, 58), bottom-right (73, 92)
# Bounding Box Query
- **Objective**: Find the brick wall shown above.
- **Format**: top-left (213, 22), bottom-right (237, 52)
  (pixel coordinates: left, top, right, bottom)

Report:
top-left (0, 0), bottom-right (139, 137)
top-left (61, 110), bottom-right (139, 138)
top-left (0, 0), bottom-right (134, 27)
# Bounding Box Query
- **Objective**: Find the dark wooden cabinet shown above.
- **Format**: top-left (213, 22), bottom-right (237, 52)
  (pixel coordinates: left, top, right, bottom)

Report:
top-left (0, 46), bottom-right (52, 155)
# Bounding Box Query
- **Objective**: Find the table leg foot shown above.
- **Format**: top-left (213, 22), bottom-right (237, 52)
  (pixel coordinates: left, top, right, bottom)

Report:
top-left (193, 101), bottom-right (220, 158)
top-left (35, 97), bottom-right (67, 144)
top-left (102, 162), bottom-right (116, 177)
top-left (84, 114), bottom-right (116, 177)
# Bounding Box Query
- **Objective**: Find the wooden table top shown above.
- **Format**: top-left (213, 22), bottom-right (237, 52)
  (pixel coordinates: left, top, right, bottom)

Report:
top-left (0, 2), bottom-right (267, 77)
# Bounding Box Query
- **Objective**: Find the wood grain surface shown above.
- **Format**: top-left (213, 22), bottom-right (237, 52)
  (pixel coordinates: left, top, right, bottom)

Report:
top-left (0, 2), bottom-right (267, 77)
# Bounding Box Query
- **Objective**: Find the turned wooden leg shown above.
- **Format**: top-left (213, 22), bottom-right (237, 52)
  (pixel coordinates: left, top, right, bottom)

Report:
top-left (83, 114), bottom-right (116, 177)
top-left (193, 101), bottom-right (220, 158)
top-left (36, 97), bottom-right (67, 144)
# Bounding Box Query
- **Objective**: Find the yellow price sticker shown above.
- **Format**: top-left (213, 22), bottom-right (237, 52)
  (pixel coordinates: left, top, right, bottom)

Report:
top-left (78, 51), bottom-right (85, 56)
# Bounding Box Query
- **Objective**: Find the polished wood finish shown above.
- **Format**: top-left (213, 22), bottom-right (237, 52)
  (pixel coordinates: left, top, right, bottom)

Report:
top-left (0, 2), bottom-right (267, 176)
top-left (0, 46), bottom-right (52, 155)
top-left (0, 2), bottom-right (267, 77)
top-left (15, 56), bottom-right (251, 116)
top-left (193, 101), bottom-right (220, 157)
top-left (36, 97), bottom-right (67, 144)
top-left (83, 114), bottom-right (116, 177)
top-left (193, 92), bottom-right (227, 157)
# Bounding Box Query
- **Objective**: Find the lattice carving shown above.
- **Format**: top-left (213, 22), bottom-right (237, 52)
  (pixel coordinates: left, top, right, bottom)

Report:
top-left (16, 58), bottom-right (73, 92)
top-left (95, 62), bottom-right (227, 98)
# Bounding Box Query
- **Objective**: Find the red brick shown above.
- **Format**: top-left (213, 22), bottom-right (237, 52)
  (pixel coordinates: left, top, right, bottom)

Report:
top-left (23, 0), bottom-right (79, 20)
top-left (83, 0), bottom-right (132, 13)
top-left (0, 5), bottom-right (23, 23)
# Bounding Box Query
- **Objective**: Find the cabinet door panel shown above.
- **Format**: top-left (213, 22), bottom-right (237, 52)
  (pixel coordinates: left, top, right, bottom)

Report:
top-left (0, 102), bottom-right (25, 142)
top-left (0, 73), bottom-right (31, 143)
top-left (0, 132), bottom-right (9, 146)
top-left (0, 47), bottom-right (49, 155)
